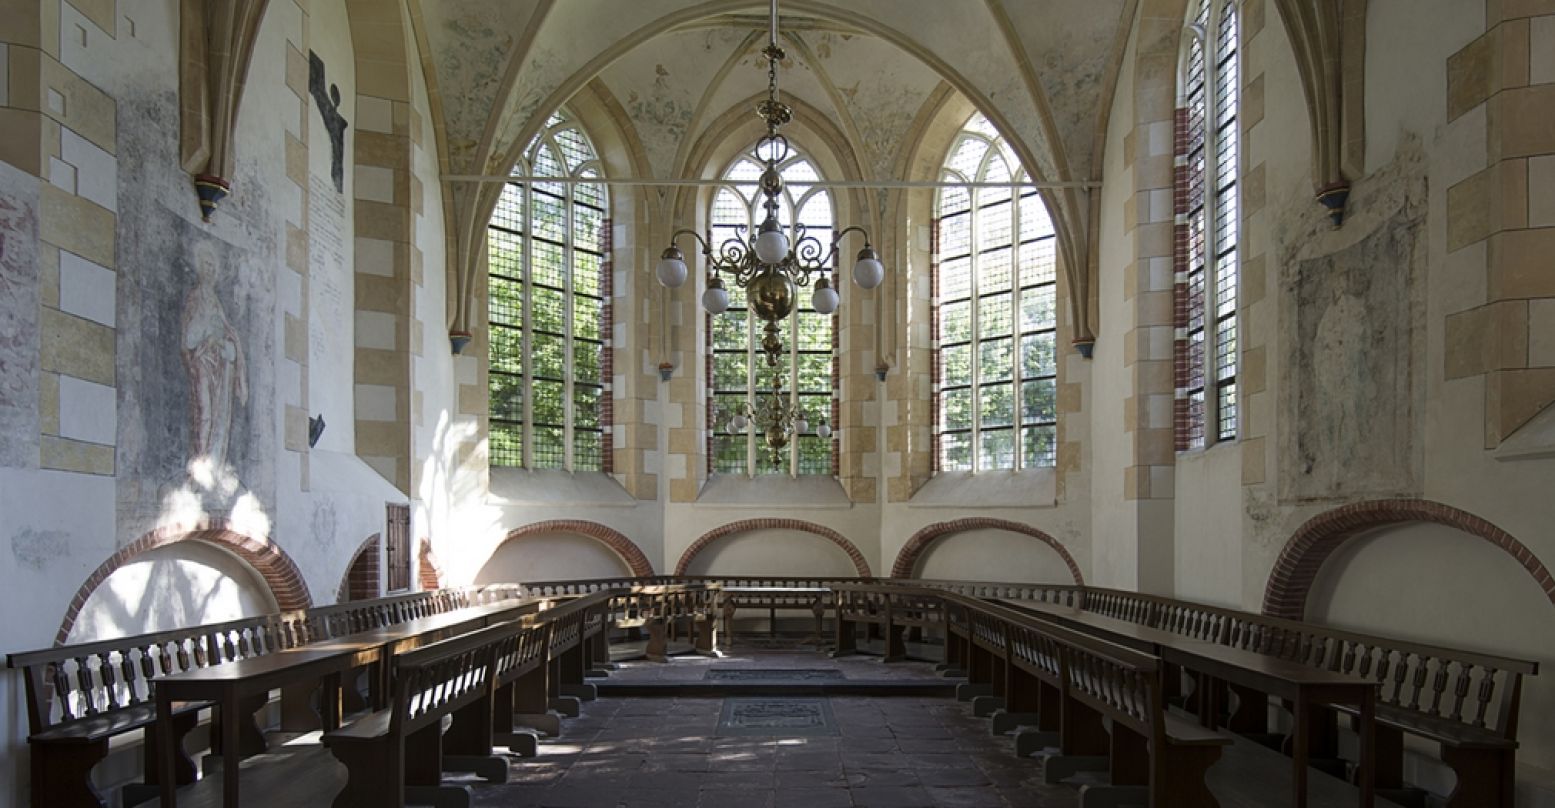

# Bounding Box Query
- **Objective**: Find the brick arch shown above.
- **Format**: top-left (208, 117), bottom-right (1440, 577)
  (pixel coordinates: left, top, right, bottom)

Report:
top-left (1262, 499), bottom-right (1555, 620)
top-left (890, 518), bottom-right (1085, 584)
top-left (497, 520), bottom-right (655, 578)
top-left (55, 520), bottom-right (313, 646)
top-left (336, 533), bottom-right (381, 603)
top-left (675, 519), bottom-right (871, 577)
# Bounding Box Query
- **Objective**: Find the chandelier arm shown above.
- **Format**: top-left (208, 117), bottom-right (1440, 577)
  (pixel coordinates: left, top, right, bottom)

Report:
top-left (669, 228), bottom-right (713, 256)
top-left (831, 224), bottom-right (873, 249)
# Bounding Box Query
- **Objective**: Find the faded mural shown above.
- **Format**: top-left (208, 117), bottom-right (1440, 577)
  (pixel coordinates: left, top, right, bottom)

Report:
top-left (115, 90), bottom-right (278, 539)
top-left (0, 161), bottom-right (40, 468)
top-left (1278, 186), bottom-right (1426, 503)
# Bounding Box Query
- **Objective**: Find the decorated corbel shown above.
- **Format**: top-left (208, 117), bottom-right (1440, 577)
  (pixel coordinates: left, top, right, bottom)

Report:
top-left (180, 0), bottom-right (270, 221)
top-left (1273, 0), bottom-right (1366, 226)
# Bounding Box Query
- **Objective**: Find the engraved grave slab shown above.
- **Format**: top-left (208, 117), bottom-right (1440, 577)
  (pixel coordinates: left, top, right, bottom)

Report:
top-left (717, 698), bottom-right (838, 737)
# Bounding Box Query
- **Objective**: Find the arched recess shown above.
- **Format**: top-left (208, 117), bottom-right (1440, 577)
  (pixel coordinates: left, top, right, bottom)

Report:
top-left (494, 520), bottom-right (655, 578)
top-left (676, 519), bottom-right (871, 577)
top-left (55, 522), bottom-right (313, 646)
top-left (891, 518), bottom-right (1085, 584)
top-left (418, 541), bottom-right (444, 591)
top-left (1262, 499), bottom-right (1555, 620)
top-left (335, 533), bottom-right (381, 603)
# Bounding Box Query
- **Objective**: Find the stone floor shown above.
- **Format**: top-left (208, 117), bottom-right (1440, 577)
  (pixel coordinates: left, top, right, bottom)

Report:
top-left (467, 649), bottom-right (1076, 807)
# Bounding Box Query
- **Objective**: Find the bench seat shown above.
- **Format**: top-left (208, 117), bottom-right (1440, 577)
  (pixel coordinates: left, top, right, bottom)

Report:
top-left (1327, 702), bottom-right (1515, 750)
top-left (31, 700), bottom-right (208, 745)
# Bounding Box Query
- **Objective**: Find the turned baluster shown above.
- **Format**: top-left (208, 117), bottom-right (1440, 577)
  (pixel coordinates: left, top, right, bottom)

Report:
top-left (1402, 653), bottom-right (1427, 711)
top-left (1426, 658), bottom-right (1450, 715)
top-left (1473, 667), bottom-right (1497, 728)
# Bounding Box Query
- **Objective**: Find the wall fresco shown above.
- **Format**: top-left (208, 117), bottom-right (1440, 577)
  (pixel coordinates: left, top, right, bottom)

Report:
top-left (114, 90), bottom-right (278, 540)
top-left (0, 161), bottom-right (40, 468)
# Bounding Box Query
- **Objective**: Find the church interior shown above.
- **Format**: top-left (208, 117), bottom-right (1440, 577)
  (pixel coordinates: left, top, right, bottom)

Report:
top-left (1, 0), bottom-right (1554, 806)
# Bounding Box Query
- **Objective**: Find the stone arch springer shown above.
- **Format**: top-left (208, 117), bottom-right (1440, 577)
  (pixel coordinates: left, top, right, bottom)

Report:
top-left (497, 520), bottom-right (656, 578)
top-left (890, 518), bottom-right (1085, 585)
top-left (1262, 498), bottom-right (1555, 620)
top-left (675, 518), bottom-right (871, 577)
top-left (55, 520), bottom-right (314, 646)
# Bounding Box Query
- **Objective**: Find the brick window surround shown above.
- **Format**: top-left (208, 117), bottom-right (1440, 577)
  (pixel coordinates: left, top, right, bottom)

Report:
top-left (1262, 499), bottom-right (1555, 620)
top-left (890, 517), bottom-right (1085, 584)
top-left (55, 521), bottom-right (313, 646)
top-left (675, 518), bottom-right (871, 577)
top-left (500, 520), bottom-right (655, 578)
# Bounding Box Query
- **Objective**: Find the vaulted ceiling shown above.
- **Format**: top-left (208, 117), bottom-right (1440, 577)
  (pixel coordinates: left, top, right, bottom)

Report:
top-left (411, 0), bottom-right (1137, 334)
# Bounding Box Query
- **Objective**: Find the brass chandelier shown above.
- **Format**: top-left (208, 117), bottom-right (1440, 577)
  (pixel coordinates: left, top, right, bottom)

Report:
top-left (654, 0), bottom-right (881, 461)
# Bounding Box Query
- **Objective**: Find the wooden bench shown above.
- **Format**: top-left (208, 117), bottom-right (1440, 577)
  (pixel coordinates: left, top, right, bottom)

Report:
top-left (323, 622), bottom-right (512, 808)
top-left (4, 586), bottom-right (512, 808)
top-left (1075, 588), bottom-right (1537, 807)
top-left (832, 584), bottom-right (945, 661)
top-left (5, 610), bottom-right (324, 808)
top-left (932, 591), bottom-right (1234, 804)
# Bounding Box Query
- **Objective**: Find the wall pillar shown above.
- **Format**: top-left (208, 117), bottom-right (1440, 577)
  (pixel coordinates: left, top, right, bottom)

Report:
top-left (1443, 2), bottom-right (1555, 447)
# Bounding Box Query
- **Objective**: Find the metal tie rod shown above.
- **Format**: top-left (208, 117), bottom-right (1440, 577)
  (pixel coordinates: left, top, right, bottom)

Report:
top-left (441, 174), bottom-right (1100, 190)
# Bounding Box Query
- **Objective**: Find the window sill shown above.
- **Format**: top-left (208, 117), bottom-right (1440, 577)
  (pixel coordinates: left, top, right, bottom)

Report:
top-left (1176, 438), bottom-right (1240, 462)
top-left (907, 469), bottom-right (1057, 508)
top-left (693, 474), bottom-right (853, 508)
top-left (487, 468), bottom-right (638, 506)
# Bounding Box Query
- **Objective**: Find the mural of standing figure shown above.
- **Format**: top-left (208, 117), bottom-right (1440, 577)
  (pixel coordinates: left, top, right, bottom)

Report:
top-left (182, 240), bottom-right (248, 471)
top-left (308, 50), bottom-right (349, 193)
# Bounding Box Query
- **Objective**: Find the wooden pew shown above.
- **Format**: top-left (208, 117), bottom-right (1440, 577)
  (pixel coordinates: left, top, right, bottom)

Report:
top-left (832, 585), bottom-right (945, 662)
top-left (4, 585), bottom-right (516, 808)
top-left (938, 590), bottom-right (1235, 803)
top-left (1072, 588), bottom-right (1537, 807)
top-left (323, 622), bottom-right (511, 808)
top-left (6, 612), bottom-right (310, 808)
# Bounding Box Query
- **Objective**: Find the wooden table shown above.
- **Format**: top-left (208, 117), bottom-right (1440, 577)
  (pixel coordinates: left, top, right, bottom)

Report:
top-left (1005, 599), bottom-right (1378, 808)
top-left (154, 599), bottom-right (539, 806)
top-left (720, 587), bottom-right (830, 645)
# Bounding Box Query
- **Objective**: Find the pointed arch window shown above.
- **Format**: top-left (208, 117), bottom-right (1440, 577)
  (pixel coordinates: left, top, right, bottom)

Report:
top-left (1177, 0), bottom-right (1239, 450)
top-left (708, 142), bottom-right (837, 477)
top-left (487, 112), bottom-right (611, 471)
top-left (933, 112), bottom-right (1058, 472)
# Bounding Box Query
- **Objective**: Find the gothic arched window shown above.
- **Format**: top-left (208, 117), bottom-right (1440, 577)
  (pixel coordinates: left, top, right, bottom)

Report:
top-left (1177, 0), bottom-right (1239, 450)
top-left (487, 112), bottom-right (610, 471)
top-left (933, 112), bottom-right (1058, 472)
top-left (708, 142), bottom-right (837, 477)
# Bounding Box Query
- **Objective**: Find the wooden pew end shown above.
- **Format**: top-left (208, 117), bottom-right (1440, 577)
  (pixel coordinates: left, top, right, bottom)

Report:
top-left (1076, 782), bottom-right (1149, 808)
top-left (956, 682), bottom-right (995, 702)
top-left (584, 668), bottom-right (612, 678)
top-left (548, 696), bottom-right (582, 717)
top-left (559, 683), bottom-right (598, 701)
top-left (406, 783), bottom-right (475, 808)
top-left (1043, 754), bottom-right (1110, 784)
top-left (495, 730), bottom-right (541, 758)
top-left (989, 710), bottom-right (1042, 735)
top-left (1014, 728), bottom-right (1060, 757)
top-left (513, 712), bottom-right (563, 737)
top-left (443, 753), bottom-right (511, 783)
top-left (971, 695), bottom-right (1006, 717)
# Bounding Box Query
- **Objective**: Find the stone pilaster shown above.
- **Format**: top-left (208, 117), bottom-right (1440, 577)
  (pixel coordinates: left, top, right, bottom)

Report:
top-left (1443, 1), bottom-right (1555, 447)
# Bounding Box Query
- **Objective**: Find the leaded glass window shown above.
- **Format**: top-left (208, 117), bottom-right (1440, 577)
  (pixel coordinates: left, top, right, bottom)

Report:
top-left (487, 112), bottom-right (609, 470)
top-left (1179, 0), bottom-right (1239, 450)
top-left (708, 142), bottom-right (836, 476)
top-left (934, 112), bottom-right (1058, 472)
